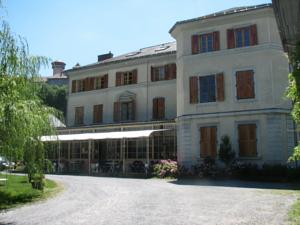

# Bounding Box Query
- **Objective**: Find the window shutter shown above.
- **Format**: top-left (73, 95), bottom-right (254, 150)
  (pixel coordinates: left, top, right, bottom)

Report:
top-left (132, 69), bottom-right (138, 84)
top-left (89, 77), bottom-right (95, 90)
top-left (98, 104), bottom-right (103, 123)
top-left (72, 80), bottom-right (76, 93)
top-left (132, 100), bottom-right (136, 121)
top-left (250, 24), bottom-right (258, 46)
top-left (227, 29), bottom-right (235, 49)
top-left (103, 74), bottom-right (108, 88)
top-left (246, 70), bottom-right (255, 98)
top-left (213, 31), bottom-right (220, 51)
top-left (236, 70), bottom-right (255, 99)
top-left (216, 73), bottom-right (225, 101)
top-left (165, 64), bottom-right (170, 80)
top-left (113, 102), bottom-right (121, 122)
top-left (169, 63), bottom-right (176, 79)
top-left (152, 98), bottom-right (158, 120)
top-left (238, 124), bottom-right (257, 157)
top-left (84, 78), bottom-right (89, 91)
top-left (189, 76), bottom-right (199, 104)
top-left (191, 35), bottom-right (199, 54)
top-left (151, 66), bottom-right (155, 81)
top-left (116, 72), bottom-right (122, 86)
top-left (157, 97), bottom-right (165, 119)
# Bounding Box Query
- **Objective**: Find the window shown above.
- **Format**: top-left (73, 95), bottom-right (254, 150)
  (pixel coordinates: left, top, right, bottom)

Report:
top-left (120, 102), bottom-right (134, 121)
top-left (153, 97), bottom-right (165, 120)
top-left (199, 75), bottom-right (216, 103)
top-left (116, 69), bottom-right (137, 86)
top-left (123, 71), bottom-right (133, 85)
top-left (200, 126), bottom-right (217, 159)
top-left (238, 124), bottom-right (257, 157)
top-left (235, 27), bottom-right (250, 48)
top-left (93, 104), bottom-right (103, 124)
top-left (227, 24), bottom-right (258, 49)
top-left (74, 106), bottom-right (84, 125)
top-left (95, 74), bottom-right (108, 90)
top-left (190, 73), bottom-right (224, 104)
top-left (192, 31), bottom-right (220, 54)
top-left (236, 70), bottom-right (255, 100)
top-left (151, 64), bottom-right (176, 82)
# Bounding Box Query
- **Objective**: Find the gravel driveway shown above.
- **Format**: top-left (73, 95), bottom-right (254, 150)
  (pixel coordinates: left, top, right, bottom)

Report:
top-left (0, 175), bottom-right (297, 225)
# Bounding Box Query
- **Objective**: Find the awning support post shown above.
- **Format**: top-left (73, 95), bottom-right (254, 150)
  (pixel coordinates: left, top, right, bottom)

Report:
top-left (88, 140), bottom-right (91, 176)
top-left (58, 141), bottom-right (61, 173)
top-left (146, 137), bottom-right (150, 177)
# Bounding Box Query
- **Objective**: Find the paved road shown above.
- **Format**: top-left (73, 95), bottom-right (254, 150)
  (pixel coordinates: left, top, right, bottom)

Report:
top-left (0, 175), bottom-right (297, 225)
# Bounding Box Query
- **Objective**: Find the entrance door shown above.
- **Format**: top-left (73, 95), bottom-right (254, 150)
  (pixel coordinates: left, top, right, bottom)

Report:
top-left (200, 126), bottom-right (217, 159)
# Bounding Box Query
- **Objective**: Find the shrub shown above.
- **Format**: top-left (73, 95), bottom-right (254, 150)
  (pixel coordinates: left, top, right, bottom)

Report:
top-left (153, 160), bottom-right (178, 178)
top-left (218, 135), bottom-right (235, 167)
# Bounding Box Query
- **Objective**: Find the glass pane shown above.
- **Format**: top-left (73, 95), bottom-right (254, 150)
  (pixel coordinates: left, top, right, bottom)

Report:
top-left (200, 75), bottom-right (216, 103)
top-left (200, 35), bottom-right (207, 52)
top-left (244, 28), bottom-right (250, 46)
top-left (236, 30), bottom-right (243, 47)
top-left (207, 34), bottom-right (213, 52)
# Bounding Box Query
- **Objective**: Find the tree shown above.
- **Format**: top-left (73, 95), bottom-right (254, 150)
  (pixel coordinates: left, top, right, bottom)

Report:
top-left (287, 42), bottom-right (300, 167)
top-left (218, 135), bottom-right (235, 167)
top-left (0, 17), bottom-right (58, 189)
top-left (38, 83), bottom-right (68, 119)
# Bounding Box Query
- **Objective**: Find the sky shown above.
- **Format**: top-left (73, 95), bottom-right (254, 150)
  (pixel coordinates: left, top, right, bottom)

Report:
top-left (3, 0), bottom-right (271, 76)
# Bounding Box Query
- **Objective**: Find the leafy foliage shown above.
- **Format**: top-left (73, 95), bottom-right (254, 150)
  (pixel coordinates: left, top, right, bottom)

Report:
top-left (287, 42), bottom-right (300, 166)
top-left (38, 83), bottom-right (68, 118)
top-left (0, 11), bottom-right (57, 189)
top-left (218, 135), bottom-right (235, 166)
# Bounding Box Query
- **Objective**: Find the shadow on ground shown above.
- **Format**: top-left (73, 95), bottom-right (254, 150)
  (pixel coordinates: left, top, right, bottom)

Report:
top-left (168, 178), bottom-right (300, 190)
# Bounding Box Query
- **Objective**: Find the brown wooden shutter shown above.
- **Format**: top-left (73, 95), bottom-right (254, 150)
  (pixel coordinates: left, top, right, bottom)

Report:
top-left (165, 64), bottom-right (170, 80)
top-left (84, 78), bottom-right (89, 91)
top-left (216, 73), bottom-right (225, 101)
top-left (75, 107), bottom-right (84, 125)
top-left (250, 24), bottom-right (258, 46)
top-left (116, 72), bottom-right (122, 86)
top-left (236, 70), bottom-right (255, 99)
top-left (113, 102), bottom-right (121, 122)
top-left (152, 98), bottom-right (158, 120)
top-left (213, 31), bottom-right (220, 51)
top-left (132, 69), bottom-right (138, 84)
top-left (132, 100), bottom-right (136, 121)
top-left (189, 76), bottom-right (199, 104)
top-left (93, 104), bottom-right (103, 123)
top-left (89, 77), bottom-right (95, 90)
top-left (151, 66), bottom-right (155, 81)
top-left (157, 97), bottom-right (165, 119)
top-left (72, 80), bottom-right (76, 93)
top-left (238, 124), bottom-right (257, 157)
top-left (191, 35), bottom-right (199, 54)
top-left (103, 74), bottom-right (108, 88)
top-left (200, 127), bottom-right (217, 159)
top-left (227, 29), bottom-right (235, 49)
top-left (169, 63), bottom-right (176, 79)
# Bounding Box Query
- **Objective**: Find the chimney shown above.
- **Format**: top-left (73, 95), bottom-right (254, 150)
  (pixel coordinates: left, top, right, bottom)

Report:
top-left (52, 60), bottom-right (66, 76)
top-left (97, 51), bottom-right (113, 62)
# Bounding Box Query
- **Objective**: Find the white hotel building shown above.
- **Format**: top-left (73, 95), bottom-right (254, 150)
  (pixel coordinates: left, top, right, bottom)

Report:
top-left (46, 4), bottom-right (295, 174)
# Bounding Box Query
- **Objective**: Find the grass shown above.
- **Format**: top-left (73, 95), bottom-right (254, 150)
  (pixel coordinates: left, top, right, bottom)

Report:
top-left (0, 173), bottom-right (62, 210)
top-left (289, 192), bottom-right (300, 225)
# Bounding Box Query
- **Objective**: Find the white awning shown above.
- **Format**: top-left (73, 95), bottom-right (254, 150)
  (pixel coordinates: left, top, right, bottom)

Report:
top-left (41, 129), bottom-right (167, 142)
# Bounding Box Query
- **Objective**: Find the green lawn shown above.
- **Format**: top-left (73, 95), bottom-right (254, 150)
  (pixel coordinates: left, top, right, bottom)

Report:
top-left (290, 193), bottom-right (300, 225)
top-left (0, 173), bottom-right (61, 210)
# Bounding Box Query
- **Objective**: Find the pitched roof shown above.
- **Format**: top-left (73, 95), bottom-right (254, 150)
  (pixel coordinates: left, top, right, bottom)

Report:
top-left (66, 41), bottom-right (176, 73)
top-left (169, 3), bottom-right (272, 33)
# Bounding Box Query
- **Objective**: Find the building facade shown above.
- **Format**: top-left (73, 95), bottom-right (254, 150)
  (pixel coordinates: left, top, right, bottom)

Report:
top-left (49, 4), bottom-right (294, 174)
